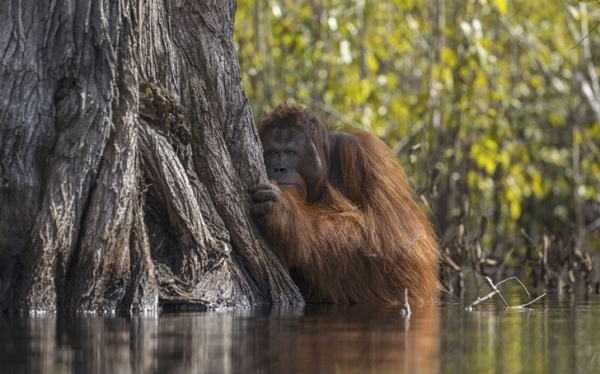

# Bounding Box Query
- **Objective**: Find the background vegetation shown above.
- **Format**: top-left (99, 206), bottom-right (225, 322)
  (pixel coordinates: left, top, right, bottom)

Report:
top-left (234, 0), bottom-right (600, 293)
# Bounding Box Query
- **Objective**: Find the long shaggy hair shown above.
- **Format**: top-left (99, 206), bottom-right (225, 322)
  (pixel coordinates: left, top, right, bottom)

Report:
top-left (257, 105), bottom-right (440, 305)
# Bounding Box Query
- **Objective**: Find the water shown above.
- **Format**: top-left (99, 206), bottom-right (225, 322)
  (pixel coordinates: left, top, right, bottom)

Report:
top-left (1, 294), bottom-right (600, 374)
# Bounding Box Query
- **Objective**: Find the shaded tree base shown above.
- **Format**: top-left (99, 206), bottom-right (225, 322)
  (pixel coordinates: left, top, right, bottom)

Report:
top-left (0, 1), bottom-right (302, 313)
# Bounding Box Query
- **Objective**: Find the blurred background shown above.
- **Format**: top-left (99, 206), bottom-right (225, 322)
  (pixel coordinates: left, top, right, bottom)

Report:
top-left (234, 0), bottom-right (600, 294)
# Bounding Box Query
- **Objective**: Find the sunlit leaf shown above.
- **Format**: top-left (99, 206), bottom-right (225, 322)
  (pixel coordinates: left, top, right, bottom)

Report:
top-left (367, 54), bottom-right (379, 72)
top-left (495, 0), bottom-right (508, 15)
top-left (441, 47), bottom-right (458, 69)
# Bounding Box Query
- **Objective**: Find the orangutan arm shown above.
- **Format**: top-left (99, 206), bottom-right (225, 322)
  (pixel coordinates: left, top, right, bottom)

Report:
top-left (250, 182), bottom-right (366, 268)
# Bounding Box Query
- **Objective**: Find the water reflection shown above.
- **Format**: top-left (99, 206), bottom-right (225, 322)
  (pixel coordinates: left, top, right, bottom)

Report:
top-left (1, 296), bottom-right (600, 373)
top-left (441, 295), bottom-right (600, 374)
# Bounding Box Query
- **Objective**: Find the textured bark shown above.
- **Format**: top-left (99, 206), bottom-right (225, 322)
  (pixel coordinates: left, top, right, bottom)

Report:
top-left (0, 0), bottom-right (302, 312)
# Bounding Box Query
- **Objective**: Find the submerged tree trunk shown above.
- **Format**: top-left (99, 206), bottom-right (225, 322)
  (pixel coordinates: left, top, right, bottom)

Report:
top-left (0, 0), bottom-right (302, 312)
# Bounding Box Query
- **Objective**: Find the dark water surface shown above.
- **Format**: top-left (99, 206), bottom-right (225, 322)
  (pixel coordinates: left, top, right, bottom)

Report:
top-left (1, 294), bottom-right (600, 374)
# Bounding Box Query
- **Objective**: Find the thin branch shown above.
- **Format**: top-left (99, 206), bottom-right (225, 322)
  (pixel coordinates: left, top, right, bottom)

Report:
top-left (466, 276), bottom-right (546, 311)
top-left (515, 293), bottom-right (547, 309)
top-left (587, 217), bottom-right (600, 234)
top-left (401, 289), bottom-right (412, 318)
top-left (484, 276), bottom-right (509, 307)
top-left (572, 21), bottom-right (600, 49)
top-left (465, 289), bottom-right (499, 311)
top-left (305, 97), bottom-right (363, 129)
top-left (405, 13), bottom-right (430, 51)
top-left (496, 276), bottom-right (531, 298)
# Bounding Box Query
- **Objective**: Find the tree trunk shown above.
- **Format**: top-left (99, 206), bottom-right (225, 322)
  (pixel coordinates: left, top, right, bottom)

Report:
top-left (0, 0), bottom-right (302, 313)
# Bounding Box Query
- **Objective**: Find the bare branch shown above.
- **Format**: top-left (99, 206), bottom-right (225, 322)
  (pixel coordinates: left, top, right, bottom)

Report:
top-left (466, 276), bottom-right (545, 311)
top-left (401, 289), bottom-right (412, 318)
top-left (496, 276), bottom-right (531, 298)
top-left (515, 293), bottom-right (547, 309)
top-left (485, 277), bottom-right (509, 308)
top-left (465, 289), bottom-right (500, 311)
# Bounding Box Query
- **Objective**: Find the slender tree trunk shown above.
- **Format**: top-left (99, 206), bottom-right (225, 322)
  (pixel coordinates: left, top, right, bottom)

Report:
top-left (0, 0), bottom-right (302, 313)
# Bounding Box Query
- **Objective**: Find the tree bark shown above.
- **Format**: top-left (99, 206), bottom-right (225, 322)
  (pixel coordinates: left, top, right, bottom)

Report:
top-left (0, 0), bottom-right (302, 312)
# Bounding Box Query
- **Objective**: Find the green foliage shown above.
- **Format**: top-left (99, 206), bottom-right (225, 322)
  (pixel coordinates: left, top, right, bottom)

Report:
top-left (234, 0), bottom-right (600, 257)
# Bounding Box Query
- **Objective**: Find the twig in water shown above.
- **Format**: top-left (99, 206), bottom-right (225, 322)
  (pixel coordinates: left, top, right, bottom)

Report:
top-left (496, 276), bottom-right (531, 298)
top-left (484, 276), bottom-right (509, 307)
top-left (465, 276), bottom-right (546, 311)
top-left (515, 293), bottom-right (547, 309)
top-left (400, 289), bottom-right (411, 318)
top-left (465, 289), bottom-right (500, 311)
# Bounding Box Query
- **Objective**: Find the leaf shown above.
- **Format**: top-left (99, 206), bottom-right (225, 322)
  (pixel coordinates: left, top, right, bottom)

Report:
top-left (441, 47), bottom-right (458, 69)
top-left (495, 0), bottom-right (508, 15)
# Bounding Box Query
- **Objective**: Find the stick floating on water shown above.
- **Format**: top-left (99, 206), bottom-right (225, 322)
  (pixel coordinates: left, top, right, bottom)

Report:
top-left (465, 276), bottom-right (546, 311)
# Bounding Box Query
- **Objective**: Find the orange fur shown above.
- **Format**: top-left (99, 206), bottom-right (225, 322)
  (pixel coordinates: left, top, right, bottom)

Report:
top-left (257, 106), bottom-right (440, 305)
